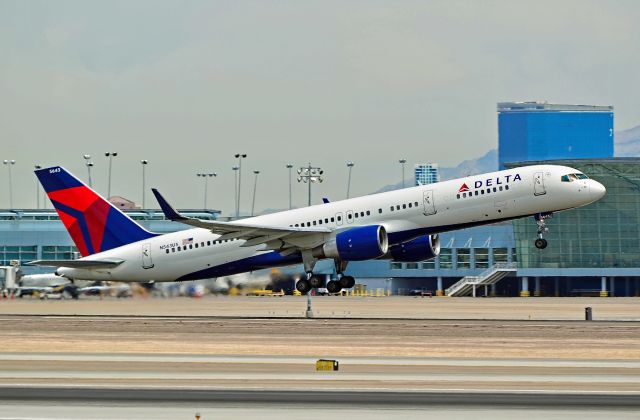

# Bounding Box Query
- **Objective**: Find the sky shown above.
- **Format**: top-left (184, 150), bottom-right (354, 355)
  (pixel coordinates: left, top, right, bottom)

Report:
top-left (1, 0), bottom-right (639, 214)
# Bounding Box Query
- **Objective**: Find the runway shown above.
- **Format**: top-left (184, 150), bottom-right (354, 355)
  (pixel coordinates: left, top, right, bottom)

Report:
top-left (0, 299), bottom-right (638, 418)
top-left (1, 386), bottom-right (639, 407)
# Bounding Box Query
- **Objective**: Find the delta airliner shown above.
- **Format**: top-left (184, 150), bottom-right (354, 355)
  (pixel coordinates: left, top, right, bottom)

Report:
top-left (31, 164), bottom-right (605, 294)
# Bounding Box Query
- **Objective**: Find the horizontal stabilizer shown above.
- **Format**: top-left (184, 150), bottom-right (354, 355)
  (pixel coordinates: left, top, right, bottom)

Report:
top-left (28, 259), bottom-right (125, 269)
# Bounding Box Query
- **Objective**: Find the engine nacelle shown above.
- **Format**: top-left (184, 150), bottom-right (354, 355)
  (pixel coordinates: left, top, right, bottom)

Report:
top-left (313, 225), bottom-right (389, 261)
top-left (385, 234), bottom-right (440, 262)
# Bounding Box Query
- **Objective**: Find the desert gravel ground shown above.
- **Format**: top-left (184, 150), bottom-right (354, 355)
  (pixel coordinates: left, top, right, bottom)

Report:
top-left (0, 296), bottom-right (638, 392)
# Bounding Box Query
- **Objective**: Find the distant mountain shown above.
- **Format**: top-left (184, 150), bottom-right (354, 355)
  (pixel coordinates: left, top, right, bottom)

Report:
top-left (375, 149), bottom-right (498, 193)
top-left (439, 149), bottom-right (498, 180)
top-left (374, 123), bottom-right (640, 195)
top-left (615, 125), bottom-right (640, 157)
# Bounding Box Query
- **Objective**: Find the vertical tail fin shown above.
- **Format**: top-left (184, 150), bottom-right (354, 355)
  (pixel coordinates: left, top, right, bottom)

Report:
top-left (35, 166), bottom-right (157, 257)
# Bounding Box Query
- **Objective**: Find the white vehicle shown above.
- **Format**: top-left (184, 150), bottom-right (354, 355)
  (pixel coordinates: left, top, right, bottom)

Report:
top-left (30, 165), bottom-right (605, 294)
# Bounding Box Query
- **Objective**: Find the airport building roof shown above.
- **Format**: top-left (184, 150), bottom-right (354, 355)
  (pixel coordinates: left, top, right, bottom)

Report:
top-left (497, 102), bottom-right (613, 112)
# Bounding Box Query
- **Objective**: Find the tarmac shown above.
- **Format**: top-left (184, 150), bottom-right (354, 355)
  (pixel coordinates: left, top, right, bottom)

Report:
top-left (0, 296), bottom-right (638, 418)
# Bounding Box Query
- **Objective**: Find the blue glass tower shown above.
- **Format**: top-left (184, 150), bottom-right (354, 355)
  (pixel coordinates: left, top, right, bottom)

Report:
top-left (414, 163), bottom-right (439, 185)
top-left (498, 102), bottom-right (614, 169)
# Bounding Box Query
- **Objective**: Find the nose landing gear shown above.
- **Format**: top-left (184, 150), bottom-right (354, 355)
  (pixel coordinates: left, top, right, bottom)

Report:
top-left (534, 213), bottom-right (552, 249)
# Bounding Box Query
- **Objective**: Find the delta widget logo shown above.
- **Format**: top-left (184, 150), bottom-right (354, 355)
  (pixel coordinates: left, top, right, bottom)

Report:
top-left (458, 183), bottom-right (470, 193)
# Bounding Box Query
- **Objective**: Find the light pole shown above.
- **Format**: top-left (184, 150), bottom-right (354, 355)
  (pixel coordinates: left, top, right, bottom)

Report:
top-left (296, 163), bottom-right (323, 320)
top-left (34, 165), bottom-right (42, 209)
top-left (234, 153), bottom-right (247, 218)
top-left (399, 158), bottom-right (407, 188)
top-left (286, 164), bottom-right (293, 209)
top-left (105, 152), bottom-right (118, 198)
top-left (196, 172), bottom-right (217, 209)
top-left (83, 155), bottom-right (94, 188)
top-left (3, 159), bottom-right (15, 208)
top-left (232, 166), bottom-right (239, 218)
top-left (346, 161), bottom-right (354, 199)
top-left (141, 160), bottom-right (149, 208)
top-left (251, 170), bottom-right (260, 216)
top-left (297, 163), bottom-right (323, 207)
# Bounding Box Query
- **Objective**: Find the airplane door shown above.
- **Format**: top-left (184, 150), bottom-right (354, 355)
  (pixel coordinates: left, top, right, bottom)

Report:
top-left (533, 172), bottom-right (546, 196)
top-left (346, 210), bottom-right (354, 224)
top-left (422, 190), bottom-right (436, 216)
top-left (142, 243), bottom-right (154, 269)
top-left (336, 212), bottom-right (343, 226)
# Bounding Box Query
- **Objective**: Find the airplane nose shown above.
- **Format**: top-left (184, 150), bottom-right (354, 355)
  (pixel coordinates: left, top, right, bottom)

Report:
top-left (590, 181), bottom-right (606, 201)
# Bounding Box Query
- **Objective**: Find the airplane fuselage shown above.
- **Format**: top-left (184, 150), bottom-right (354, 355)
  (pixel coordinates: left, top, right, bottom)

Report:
top-left (57, 165), bottom-right (605, 282)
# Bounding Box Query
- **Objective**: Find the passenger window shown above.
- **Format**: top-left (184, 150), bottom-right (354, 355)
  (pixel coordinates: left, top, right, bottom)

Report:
top-left (331, 217), bottom-right (335, 222)
top-left (166, 249), bottom-right (169, 254)
top-left (378, 208), bottom-right (382, 214)
top-left (337, 216), bottom-right (341, 221)
top-left (354, 213), bottom-right (359, 218)
top-left (325, 218), bottom-right (329, 223)
top-left (360, 211), bottom-right (364, 217)
top-left (177, 246), bottom-right (181, 251)
top-left (307, 222), bottom-right (311, 227)
top-left (457, 194), bottom-right (460, 199)
top-left (189, 244), bottom-right (193, 249)
top-left (486, 189), bottom-right (490, 194)
top-left (493, 187), bottom-right (497, 192)
top-left (366, 210), bottom-right (370, 216)
top-left (390, 206), bottom-right (394, 211)
top-left (313, 221), bottom-right (317, 225)
top-left (505, 185), bottom-right (509, 190)
top-left (499, 186), bottom-right (503, 191)
top-left (408, 203), bottom-right (412, 208)
top-left (481, 190), bottom-right (485, 195)
top-left (402, 204), bottom-right (406, 209)
top-left (396, 205), bottom-right (400, 210)
top-left (172, 248), bottom-right (175, 253)
top-left (207, 241), bottom-right (211, 246)
top-left (475, 191), bottom-right (478, 196)
top-left (348, 213), bottom-right (352, 219)
top-left (415, 202), bottom-right (419, 206)
top-left (462, 193), bottom-right (466, 198)
top-left (195, 243), bottom-right (198, 248)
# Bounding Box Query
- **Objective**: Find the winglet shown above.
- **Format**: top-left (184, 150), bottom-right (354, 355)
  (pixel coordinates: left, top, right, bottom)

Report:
top-left (151, 189), bottom-right (187, 221)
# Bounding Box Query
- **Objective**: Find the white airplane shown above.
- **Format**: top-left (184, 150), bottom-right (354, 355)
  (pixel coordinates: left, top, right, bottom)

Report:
top-left (31, 164), bottom-right (605, 294)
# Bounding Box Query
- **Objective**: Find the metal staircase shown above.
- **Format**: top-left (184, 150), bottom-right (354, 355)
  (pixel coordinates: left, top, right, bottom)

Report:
top-left (445, 262), bottom-right (517, 297)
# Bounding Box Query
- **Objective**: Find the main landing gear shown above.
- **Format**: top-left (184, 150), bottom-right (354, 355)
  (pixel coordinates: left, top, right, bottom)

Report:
top-left (295, 259), bottom-right (356, 294)
top-left (534, 213), bottom-right (553, 249)
top-left (295, 273), bottom-right (357, 294)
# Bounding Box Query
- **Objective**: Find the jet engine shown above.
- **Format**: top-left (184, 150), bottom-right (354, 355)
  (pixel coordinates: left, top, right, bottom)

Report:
top-left (383, 234), bottom-right (440, 262)
top-left (313, 225), bottom-right (389, 261)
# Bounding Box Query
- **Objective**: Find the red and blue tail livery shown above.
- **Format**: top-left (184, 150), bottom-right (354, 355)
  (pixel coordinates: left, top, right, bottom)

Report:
top-left (35, 166), bottom-right (157, 257)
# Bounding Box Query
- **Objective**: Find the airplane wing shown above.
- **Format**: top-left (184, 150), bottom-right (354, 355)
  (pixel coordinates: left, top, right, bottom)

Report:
top-left (151, 189), bottom-right (330, 250)
top-left (28, 259), bottom-right (125, 269)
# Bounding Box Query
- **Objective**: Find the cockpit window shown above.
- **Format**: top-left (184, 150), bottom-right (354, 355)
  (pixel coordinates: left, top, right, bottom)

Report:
top-left (561, 173), bottom-right (589, 182)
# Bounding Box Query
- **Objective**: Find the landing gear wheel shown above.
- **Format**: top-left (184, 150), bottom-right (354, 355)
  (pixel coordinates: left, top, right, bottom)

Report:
top-left (309, 275), bottom-right (322, 288)
top-left (296, 279), bottom-right (311, 294)
top-left (326, 280), bottom-right (342, 294)
top-left (534, 238), bottom-right (548, 249)
top-left (339, 275), bottom-right (356, 289)
top-left (533, 213), bottom-right (552, 251)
